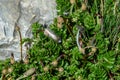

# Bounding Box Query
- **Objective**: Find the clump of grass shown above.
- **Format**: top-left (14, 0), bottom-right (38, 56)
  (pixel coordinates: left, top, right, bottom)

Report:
top-left (0, 0), bottom-right (120, 79)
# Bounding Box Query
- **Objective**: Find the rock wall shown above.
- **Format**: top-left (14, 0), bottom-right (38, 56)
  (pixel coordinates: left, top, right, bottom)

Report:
top-left (0, 0), bottom-right (57, 60)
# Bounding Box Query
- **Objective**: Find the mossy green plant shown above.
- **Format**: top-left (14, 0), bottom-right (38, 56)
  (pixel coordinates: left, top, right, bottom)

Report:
top-left (0, 0), bottom-right (120, 79)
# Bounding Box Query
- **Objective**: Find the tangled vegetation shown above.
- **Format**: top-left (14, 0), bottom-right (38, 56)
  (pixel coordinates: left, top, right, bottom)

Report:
top-left (0, 0), bottom-right (120, 80)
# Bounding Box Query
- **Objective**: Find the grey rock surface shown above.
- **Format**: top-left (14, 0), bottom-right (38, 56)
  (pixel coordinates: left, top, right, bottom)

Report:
top-left (0, 0), bottom-right (57, 60)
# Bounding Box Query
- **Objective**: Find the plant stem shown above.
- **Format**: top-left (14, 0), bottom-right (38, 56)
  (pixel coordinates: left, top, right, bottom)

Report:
top-left (18, 30), bottom-right (23, 61)
top-left (15, 25), bottom-right (23, 62)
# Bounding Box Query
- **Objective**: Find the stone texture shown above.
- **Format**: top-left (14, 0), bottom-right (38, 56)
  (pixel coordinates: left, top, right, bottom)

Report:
top-left (0, 0), bottom-right (57, 60)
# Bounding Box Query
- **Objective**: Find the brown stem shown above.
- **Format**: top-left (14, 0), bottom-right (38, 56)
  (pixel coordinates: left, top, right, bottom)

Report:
top-left (15, 25), bottom-right (23, 62)
top-left (66, 24), bottom-right (74, 39)
top-left (18, 30), bottom-right (23, 61)
top-left (57, 54), bottom-right (65, 61)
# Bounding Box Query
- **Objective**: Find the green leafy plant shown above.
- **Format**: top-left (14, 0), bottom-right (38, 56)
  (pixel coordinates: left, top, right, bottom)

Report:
top-left (0, 0), bottom-right (120, 80)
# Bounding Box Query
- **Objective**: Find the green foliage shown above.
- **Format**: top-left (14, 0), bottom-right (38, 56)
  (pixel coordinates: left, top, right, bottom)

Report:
top-left (0, 0), bottom-right (120, 80)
